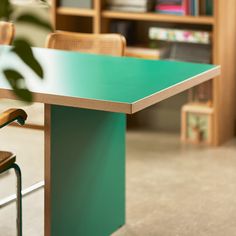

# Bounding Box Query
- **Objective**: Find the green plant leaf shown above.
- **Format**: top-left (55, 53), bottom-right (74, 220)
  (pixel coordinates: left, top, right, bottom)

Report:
top-left (12, 38), bottom-right (44, 79)
top-left (3, 69), bottom-right (33, 102)
top-left (37, 0), bottom-right (48, 4)
top-left (0, 0), bottom-right (13, 20)
top-left (16, 13), bottom-right (52, 31)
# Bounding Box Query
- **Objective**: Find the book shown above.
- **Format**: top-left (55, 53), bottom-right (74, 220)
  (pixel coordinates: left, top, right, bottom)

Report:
top-left (156, 4), bottom-right (186, 15)
top-left (149, 27), bottom-right (211, 44)
top-left (194, 0), bottom-right (199, 16)
top-left (183, 0), bottom-right (189, 15)
top-left (205, 0), bottom-right (213, 15)
top-left (106, 0), bottom-right (213, 16)
top-left (155, 10), bottom-right (185, 15)
top-left (156, 5), bottom-right (186, 11)
top-left (108, 5), bottom-right (150, 12)
top-left (156, 0), bottom-right (183, 4)
top-left (107, 0), bottom-right (150, 6)
top-left (106, 0), bottom-right (154, 12)
top-left (155, 0), bottom-right (189, 15)
top-left (155, 0), bottom-right (213, 16)
top-left (190, 0), bottom-right (195, 15)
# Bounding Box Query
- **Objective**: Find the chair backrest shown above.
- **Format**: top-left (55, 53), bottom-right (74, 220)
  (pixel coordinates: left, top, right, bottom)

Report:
top-left (0, 21), bottom-right (15, 45)
top-left (46, 31), bottom-right (126, 56)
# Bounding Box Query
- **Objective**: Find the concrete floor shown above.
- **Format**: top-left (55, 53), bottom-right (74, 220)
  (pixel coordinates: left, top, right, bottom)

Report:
top-left (0, 127), bottom-right (236, 236)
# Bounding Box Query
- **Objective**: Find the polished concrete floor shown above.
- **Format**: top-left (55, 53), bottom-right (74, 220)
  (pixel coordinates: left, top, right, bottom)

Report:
top-left (0, 127), bottom-right (236, 236)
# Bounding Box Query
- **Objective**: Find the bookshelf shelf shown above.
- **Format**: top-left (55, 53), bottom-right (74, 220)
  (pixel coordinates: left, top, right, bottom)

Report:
top-left (102, 11), bottom-right (215, 25)
top-left (57, 7), bottom-right (95, 17)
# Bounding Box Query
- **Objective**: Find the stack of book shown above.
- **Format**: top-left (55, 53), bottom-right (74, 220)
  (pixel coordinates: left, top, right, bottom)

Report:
top-left (155, 0), bottom-right (213, 16)
top-left (106, 0), bottom-right (154, 13)
top-left (155, 0), bottom-right (189, 15)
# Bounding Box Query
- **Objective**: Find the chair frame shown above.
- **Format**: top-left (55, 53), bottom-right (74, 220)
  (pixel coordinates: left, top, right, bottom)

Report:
top-left (0, 21), bottom-right (15, 45)
top-left (0, 163), bottom-right (22, 236)
top-left (0, 109), bottom-right (27, 236)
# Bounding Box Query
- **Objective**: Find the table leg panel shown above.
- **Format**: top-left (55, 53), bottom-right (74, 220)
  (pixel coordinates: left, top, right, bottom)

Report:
top-left (45, 105), bottom-right (126, 236)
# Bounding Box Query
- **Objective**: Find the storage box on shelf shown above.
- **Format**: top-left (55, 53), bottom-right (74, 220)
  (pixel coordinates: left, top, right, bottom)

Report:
top-left (52, 0), bottom-right (236, 146)
top-left (181, 102), bottom-right (214, 144)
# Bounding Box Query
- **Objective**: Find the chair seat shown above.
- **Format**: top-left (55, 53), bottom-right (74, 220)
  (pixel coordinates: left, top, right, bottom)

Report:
top-left (0, 151), bottom-right (16, 173)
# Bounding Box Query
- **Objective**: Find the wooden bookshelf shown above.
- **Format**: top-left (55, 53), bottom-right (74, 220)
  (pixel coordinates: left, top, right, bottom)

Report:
top-left (51, 0), bottom-right (236, 146)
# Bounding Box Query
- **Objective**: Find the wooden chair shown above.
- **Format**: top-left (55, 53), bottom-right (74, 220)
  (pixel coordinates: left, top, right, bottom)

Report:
top-left (0, 21), bottom-right (15, 45)
top-left (0, 109), bottom-right (27, 236)
top-left (45, 31), bottom-right (126, 56)
top-left (0, 22), bottom-right (26, 236)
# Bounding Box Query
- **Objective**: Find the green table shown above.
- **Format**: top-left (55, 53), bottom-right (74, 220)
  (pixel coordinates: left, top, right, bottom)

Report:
top-left (0, 46), bottom-right (220, 236)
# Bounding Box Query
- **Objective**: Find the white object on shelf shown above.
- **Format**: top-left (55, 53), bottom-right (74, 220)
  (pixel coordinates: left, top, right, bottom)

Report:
top-left (149, 27), bottom-right (211, 44)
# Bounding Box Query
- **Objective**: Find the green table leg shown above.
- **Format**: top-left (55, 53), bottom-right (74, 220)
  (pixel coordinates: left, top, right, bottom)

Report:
top-left (45, 105), bottom-right (126, 236)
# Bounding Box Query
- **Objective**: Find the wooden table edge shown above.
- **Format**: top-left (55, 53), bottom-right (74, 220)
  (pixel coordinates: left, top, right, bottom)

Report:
top-left (0, 66), bottom-right (220, 115)
top-left (131, 66), bottom-right (221, 114)
top-left (0, 90), bottom-right (132, 114)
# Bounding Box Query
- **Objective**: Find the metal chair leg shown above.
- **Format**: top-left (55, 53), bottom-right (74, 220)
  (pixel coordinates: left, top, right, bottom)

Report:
top-left (12, 163), bottom-right (22, 236)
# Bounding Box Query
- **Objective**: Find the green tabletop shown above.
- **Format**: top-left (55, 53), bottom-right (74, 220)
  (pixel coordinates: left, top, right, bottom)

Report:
top-left (0, 46), bottom-right (220, 114)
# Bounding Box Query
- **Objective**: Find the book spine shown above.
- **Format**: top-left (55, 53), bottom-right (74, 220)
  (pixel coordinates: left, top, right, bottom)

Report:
top-left (183, 0), bottom-right (189, 15)
top-left (191, 0), bottom-right (195, 15)
top-left (156, 5), bottom-right (185, 11)
top-left (156, 10), bottom-right (185, 15)
top-left (205, 0), bottom-right (213, 15)
top-left (194, 0), bottom-right (199, 16)
top-left (156, 0), bottom-right (183, 4)
top-left (200, 0), bottom-right (206, 15)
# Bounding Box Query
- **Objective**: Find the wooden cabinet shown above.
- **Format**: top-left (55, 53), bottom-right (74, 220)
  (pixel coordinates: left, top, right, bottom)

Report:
top-left (51, 0), bottom-right (236, 145)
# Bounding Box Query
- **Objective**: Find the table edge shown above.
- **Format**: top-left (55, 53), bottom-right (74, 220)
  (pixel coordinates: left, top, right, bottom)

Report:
top-left (131, 66), bottom-right (221, 113)
top-left (0, 89), bottom-right (132, 114)
top-left (0, 66), bottom-right (220, 114)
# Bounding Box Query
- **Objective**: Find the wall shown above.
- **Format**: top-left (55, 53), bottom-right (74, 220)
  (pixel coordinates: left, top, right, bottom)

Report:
top-left (13, 2), bottom-right (51, 47)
